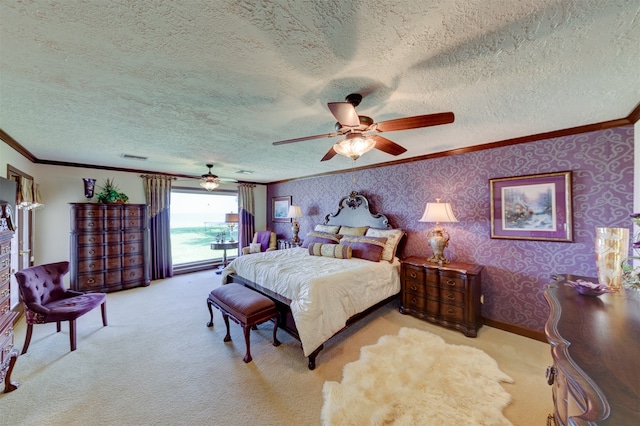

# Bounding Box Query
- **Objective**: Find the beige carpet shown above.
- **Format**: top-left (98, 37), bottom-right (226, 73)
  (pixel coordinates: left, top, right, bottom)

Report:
top-left (1, 270), bottom-right (553, 425)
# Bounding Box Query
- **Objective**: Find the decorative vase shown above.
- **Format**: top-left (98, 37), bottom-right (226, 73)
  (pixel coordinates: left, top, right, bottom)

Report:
top-left (595, 227), bottom-right (629, 291)
top-left (83, 178), bottom-right (96, 199)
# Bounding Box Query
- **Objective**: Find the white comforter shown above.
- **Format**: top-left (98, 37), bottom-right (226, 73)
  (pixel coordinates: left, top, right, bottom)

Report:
top-left (221, 247), bottom-right (400, 356)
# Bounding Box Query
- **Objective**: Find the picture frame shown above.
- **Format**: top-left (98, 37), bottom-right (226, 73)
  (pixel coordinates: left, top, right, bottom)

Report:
top-left (272, 195), bottom-right (292, 222)
top-left (490, 171), bottom-right (573, 242)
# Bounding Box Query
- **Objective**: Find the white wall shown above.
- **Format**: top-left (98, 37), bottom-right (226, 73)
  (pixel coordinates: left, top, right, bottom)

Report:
top-left (2, 140), bottom-right (267, 306)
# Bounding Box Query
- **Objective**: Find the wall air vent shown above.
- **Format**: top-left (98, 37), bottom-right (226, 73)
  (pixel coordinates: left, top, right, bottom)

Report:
top-left (236, 170), bottom-right (254, 175)
top-left (121, 154), bottom-right (148, 161)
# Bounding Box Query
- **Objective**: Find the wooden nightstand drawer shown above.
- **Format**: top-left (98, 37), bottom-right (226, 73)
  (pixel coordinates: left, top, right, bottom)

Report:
top-left (402, 264), bottom-right (424, 282)
top-left (403, 279), bottom-right (426, 295)
top-left (441, 289), bottom-right (464, 304)
top-left (439, 272), bottom-right (465, 291)
top-left (78, 234), bottom-right (104, 245)
top-left (440, 303), bottom-right (464, 321)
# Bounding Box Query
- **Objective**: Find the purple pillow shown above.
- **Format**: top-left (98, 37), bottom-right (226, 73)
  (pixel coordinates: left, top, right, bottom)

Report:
top-left (340, 235), bottom-right (387, 262)
top-left (301, 231), bottom-right (342, 248)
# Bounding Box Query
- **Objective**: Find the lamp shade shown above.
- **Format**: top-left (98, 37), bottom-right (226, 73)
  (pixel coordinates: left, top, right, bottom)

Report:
top-left (287, 205), bottom-right (303, 218)
top-left (419, 200), bottom-right (458, 223)
top-left (225, 213), bottom-right (238, 223)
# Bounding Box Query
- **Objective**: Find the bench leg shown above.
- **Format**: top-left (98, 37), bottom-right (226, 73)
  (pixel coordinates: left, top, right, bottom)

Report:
top-left (206, 299), bottom-right (214, 327)
top-left (242, 325), bottom-right (252, 363)
top-left (222, 313), bottom-right (232, 342)
top-left (272, 315), bottom-right (281, 347)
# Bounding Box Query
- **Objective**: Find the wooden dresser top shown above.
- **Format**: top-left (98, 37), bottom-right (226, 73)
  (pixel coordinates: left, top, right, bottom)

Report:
top-left (545, 274), bottom-right (640, 425)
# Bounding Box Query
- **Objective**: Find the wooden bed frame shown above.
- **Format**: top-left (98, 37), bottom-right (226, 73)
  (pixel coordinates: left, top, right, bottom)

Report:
top-left (226, 191), bottom-right (400, 370)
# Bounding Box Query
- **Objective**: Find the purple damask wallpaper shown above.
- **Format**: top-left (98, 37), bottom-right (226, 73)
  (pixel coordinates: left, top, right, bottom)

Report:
top-left (267, 126), bottom-right (634, 332)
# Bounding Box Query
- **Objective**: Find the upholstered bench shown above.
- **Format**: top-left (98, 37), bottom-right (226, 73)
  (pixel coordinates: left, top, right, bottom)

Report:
top-left (206, 283), bottom-right (280, 363)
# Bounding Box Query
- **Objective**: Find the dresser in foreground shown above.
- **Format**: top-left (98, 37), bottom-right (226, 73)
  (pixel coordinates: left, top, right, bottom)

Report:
top-left (544, 274), bottom-right (640, 425)
top-left (70, 203), bottom-right (150, 293)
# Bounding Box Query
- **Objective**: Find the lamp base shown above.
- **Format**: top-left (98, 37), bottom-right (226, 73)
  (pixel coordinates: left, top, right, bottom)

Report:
top-left (427, 253), bottom-right (450, 264)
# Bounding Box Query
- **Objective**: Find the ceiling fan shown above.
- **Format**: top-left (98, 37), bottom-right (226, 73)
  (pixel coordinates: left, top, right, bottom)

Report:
top-left (272, 93), bottom-right (455, 161)
top-left (199, 163), bottom-right (237, 191)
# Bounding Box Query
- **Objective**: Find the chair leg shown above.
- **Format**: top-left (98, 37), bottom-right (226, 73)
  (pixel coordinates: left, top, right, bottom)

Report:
top-left (101, 301), bottom-right (108, 326)
top-left (56, 321), bottom-right (61, 333)
top-left (69, 319), bottom-right (77, 351)
top-left (21, 324), bottom-right (33, 354)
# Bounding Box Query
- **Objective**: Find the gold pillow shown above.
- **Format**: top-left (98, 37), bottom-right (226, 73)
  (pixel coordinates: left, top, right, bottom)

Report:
top-left (338, 226), bottom-right (369, 236)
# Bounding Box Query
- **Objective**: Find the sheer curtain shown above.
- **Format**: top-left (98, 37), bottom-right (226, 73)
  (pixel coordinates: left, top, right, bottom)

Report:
top-left (142, 175), bottom-right (175, 280)
top-left (238, 184), bottom-right (256, 252)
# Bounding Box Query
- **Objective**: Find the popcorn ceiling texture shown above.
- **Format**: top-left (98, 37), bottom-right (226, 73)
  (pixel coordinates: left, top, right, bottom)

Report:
top-left (0, 1), bottom-right (638, 183)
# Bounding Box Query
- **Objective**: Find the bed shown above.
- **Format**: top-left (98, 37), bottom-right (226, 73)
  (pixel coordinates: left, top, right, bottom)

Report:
top-left (222, 191), bottom-right (403, 369)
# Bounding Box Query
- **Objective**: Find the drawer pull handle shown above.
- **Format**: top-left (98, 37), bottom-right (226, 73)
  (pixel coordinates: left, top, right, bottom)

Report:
top-left (447, 308), bottom-right (454, 315)
top-left (410, 271), bottom-right (417, 279)
top-left (410, 285), bottom-right (417, 291)
top-left (446, 279), bottom-right (456, 286)
top-left (87, 278), bottom-right (95, 284)
top-left (411, 297), bottom-right (417, 304)
top-left (546, 366), bottom-right (556, 385)
top-left (447, 292), bottom-right (455, 299)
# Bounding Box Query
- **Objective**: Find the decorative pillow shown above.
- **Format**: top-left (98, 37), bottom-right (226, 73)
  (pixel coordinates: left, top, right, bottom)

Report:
top-left (340, 235), bottom-right (387, 262)
top-left (301, 231), bottom-right (343, 248)
top-left (249, 243), bottom-right (262, 253)
top-left (314, 224), bottom-right (340, 234)
top-left (365, 228), bottom-right (404, 262)
top-left (308, 243), bottom-right (352, 259)
top-left (338, 226), bottom-right (369, 236)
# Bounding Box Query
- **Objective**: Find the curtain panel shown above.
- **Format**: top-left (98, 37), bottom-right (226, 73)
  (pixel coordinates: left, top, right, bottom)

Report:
top-left (238, 184), bottom-right (256, 251)
top-left (142, 175), bottom-right (175, 280)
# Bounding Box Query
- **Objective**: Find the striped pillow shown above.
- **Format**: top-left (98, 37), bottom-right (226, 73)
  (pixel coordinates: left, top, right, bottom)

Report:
top-left (308, 243), bottom-right (352, 259)
top-left (301, 231), bottom-right (343, 248)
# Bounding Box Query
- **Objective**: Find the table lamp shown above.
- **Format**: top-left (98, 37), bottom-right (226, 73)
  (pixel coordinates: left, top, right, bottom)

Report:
top-left (287, 205), bottom-right (303, 244)
top-left (419, 198), bottom-right (458, 264)
top-left (225, 212), bottom-right (239, 242)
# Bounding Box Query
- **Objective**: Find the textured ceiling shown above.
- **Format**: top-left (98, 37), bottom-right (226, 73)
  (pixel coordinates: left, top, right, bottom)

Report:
top-left (1, 0), bottom-right (639, 183)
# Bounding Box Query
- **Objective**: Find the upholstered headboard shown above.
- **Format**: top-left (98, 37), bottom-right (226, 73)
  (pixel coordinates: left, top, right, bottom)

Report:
top-left (323, 192), bottom-right (392, 229)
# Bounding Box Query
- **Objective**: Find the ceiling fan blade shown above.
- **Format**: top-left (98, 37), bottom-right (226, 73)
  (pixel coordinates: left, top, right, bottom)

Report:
top-left (371, 135), bottom-right (407, 156)
top-left (327, 102), bottom-right (360, 127)
top-left (272, 133), bottom-right (338, 146)
top-left (320, 146), bottom-right (337, 162)
top-left (375, 112), bottom-right (455, 133)
top-left (219, 177), bottom-right (238, 183)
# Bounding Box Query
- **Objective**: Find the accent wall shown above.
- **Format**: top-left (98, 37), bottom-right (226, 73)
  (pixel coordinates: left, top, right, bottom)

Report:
top-left (267, 126), bottom-right (634, 332)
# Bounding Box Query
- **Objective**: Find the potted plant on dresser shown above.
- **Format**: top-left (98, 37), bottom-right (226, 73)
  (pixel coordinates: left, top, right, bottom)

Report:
top-left (96, 178), bottom-right (129, 204)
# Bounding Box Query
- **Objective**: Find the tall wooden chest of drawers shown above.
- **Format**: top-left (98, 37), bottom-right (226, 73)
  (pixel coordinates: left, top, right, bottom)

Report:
top-left (399, 257), bottom-right (483, 337)
top-left (70, 203), bottom-right (150, 293)
top-left (1, 223), bottom-right (19, 392)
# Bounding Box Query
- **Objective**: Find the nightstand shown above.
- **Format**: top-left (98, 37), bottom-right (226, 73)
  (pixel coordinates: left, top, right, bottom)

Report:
top-left (399, 257), bottom-right (483, 337)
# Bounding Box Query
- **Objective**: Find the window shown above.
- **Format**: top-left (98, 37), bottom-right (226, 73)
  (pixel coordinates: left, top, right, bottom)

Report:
top-left (170, 189), bottom-right (238, 267)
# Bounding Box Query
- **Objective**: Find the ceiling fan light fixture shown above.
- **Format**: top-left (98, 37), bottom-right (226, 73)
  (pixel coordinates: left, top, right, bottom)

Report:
top-left (200, 177), bottom-right (220, 191)
top-left (333, 134), bottom-right (376, 160)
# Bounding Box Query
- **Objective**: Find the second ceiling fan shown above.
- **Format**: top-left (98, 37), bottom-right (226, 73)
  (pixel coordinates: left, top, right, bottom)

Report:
top-left (272, 93), bottom-right (454, 161)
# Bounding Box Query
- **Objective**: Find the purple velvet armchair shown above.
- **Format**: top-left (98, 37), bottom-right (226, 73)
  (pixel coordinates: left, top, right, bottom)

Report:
top-left (15, 261), bottom-right (107, 354)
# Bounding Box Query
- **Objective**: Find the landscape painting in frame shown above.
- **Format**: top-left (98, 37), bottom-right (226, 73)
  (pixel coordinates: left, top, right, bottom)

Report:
top-left (490, 171), bottom-right (573, 242)
top-left (272, 196), bottom-right (292, 223)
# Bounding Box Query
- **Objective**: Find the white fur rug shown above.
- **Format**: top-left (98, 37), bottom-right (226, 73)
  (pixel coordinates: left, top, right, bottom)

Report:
top-left (321, 328), bottom-right (514, 426)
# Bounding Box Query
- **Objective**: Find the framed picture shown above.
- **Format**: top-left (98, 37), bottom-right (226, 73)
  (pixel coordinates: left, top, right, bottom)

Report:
top-left (490, 171), bottom-right (573, 242)
top-left (272, 195), bottom-right (292, 222)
